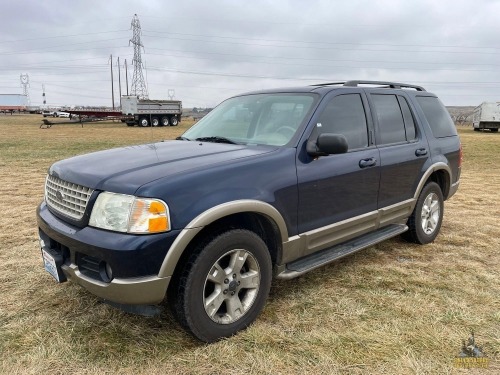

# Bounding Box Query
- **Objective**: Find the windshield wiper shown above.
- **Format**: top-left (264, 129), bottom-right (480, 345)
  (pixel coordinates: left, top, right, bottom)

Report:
top-left (175, 136), bottom-right (191, 141)
top-left (195, 136), bottom-right (238, 144)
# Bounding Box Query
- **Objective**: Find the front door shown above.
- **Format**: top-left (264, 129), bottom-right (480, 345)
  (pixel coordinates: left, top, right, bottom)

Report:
top-left (296, 92), bottom-right (380, 255)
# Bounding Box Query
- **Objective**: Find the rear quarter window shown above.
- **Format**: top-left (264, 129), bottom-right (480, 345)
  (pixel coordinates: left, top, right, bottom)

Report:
top-left (416, 96), bottom-right (457, 138)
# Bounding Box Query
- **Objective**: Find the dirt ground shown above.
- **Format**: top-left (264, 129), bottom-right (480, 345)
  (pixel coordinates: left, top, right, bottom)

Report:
top-left (0, 114), bottom-right (498, 374)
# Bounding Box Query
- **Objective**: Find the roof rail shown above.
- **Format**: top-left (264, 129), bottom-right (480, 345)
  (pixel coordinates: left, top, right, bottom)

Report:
top-left (311, 80), bottom-right (426, 91)
top-left (310, 82), bottom-right (346, 87)
top-left (343, 80), bottom-right (426, 91)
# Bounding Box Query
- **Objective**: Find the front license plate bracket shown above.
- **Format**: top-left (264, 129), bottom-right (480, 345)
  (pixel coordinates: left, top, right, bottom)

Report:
top-left (41, 247), bottom-right (67, 283)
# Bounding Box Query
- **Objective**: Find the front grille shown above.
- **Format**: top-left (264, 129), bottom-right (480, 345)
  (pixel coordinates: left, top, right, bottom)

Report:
top-left (45, 175), bottom-right (93, 220)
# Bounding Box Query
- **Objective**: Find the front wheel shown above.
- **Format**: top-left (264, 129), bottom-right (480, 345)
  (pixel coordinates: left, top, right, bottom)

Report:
top-left (169, 229), bottom-right (272, 342)
top-left (403, 182), bottom-right (444, 244)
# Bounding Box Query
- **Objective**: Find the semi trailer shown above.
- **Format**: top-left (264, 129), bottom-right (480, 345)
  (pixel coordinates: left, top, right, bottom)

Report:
top-left (121, 96), bottom-right (183, 127)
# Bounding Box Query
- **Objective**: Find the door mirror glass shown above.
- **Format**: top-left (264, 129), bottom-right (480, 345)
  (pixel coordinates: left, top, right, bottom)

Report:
top-left (307, 133), bottom-right (348, 156)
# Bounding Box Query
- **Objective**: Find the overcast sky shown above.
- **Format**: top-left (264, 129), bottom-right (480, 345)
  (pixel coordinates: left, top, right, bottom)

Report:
top-left (1, 0), bottom-right (499, 108)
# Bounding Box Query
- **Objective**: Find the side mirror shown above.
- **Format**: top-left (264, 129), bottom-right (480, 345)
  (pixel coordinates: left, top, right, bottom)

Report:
top-left (307, 133), bottom-right (348, 157)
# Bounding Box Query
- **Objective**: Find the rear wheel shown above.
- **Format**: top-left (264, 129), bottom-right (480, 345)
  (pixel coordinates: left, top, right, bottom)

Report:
top-left (139, 117), bottom-right (149, 127)
top-left (161, 116), bottom-right (169, 126)
top-left (170, 116), bottom-right (178, 126)
top-left (169, 229), bottom-right (272, 342)
top-left (151, 117), bottom-right (159, 127)
top-left (491, 128), bottom-right (498, 132)
top-left (403, 182), bottom-right (444, 244)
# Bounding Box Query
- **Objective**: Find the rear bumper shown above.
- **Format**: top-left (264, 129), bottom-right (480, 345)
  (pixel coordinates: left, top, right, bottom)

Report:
top-left (448, 179), bottom-right (460, 199)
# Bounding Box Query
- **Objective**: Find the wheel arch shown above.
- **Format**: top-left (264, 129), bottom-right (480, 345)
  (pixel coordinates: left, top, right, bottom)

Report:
top-left (414, 162), bottom-right (452, 201)
top-left (158, 200), bottom-right (288, 279)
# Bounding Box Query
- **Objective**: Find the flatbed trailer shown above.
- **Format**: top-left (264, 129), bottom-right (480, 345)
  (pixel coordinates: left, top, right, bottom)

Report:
top-left (40, 115), bottom-right (131, 129)
top-left (66, 109), bottom-right (123, 118)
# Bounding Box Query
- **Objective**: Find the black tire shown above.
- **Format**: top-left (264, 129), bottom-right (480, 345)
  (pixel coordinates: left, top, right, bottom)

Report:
top-left (169, 229), bottom-right (272, 342)
top-left (170, 116), bottom-right (178, 126)
top-left (161, 116), bottom-right (169, 126)
top-left (126, 122), bottom-right (135, 127)
top-left (491, 128), bottom-right (498, 132)
top-left (403, 181), bottom-right (444, 244)
top-left (139, 117), bottom-right (149, 127)
top-left (473, 128), bottom-right (480, 132)
top-left (151, 117), bottom-right (159, 127)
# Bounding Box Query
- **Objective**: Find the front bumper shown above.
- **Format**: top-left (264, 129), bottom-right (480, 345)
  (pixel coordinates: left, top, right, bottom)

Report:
top-left (61, 263), bottom-right (170, 304)
top-left (37, 201), bottom-right (179, 305)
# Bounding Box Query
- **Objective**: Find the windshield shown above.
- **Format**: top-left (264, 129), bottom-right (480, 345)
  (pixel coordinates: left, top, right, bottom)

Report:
top-left (182, 93), bottom-right (316, 146)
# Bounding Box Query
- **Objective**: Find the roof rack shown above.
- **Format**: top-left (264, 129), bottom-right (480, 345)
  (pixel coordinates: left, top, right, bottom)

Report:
top-left (310, 82), bottom-right (346, 87)
top-left (311, 80), bottom-right (426, 92)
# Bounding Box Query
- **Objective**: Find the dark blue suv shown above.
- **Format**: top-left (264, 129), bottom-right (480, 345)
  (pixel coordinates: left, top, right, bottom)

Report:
top-left (37, 81), bottom-right (461, 342)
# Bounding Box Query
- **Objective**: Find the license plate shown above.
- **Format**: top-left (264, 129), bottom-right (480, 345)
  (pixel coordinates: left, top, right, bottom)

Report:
top-left (42, 248), bottom-right (61, 282)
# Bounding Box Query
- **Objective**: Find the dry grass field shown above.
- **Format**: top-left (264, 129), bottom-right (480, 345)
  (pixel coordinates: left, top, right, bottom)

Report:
top-left (0, 114), bottom-right (498, 374)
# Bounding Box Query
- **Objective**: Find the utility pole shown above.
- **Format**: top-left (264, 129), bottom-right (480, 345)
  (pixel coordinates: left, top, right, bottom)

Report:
top-left (42, 84), bottom-right (46, 108)
top-left (109, 54), bottom-right (115, 109)
top-left (117, 56), bottom-right (122, 108)
top-left (125, 59), bottom-right (129, 96)
top-left (129, 14), bottom-right (148, 99)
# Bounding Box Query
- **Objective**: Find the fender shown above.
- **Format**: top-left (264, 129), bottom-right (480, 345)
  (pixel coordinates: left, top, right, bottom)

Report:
top-left (158, 199), bottom-right (289, 278)
top-left (413, 162), bottom-right (452, 204)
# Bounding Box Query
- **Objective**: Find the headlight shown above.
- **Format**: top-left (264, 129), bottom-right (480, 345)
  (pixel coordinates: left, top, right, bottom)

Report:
top-left (89, 192), bottom-right (170, 234)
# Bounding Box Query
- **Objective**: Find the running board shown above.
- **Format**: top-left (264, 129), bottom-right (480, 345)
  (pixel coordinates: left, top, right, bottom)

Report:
top-left (276, 224), bottom-right (408, 280)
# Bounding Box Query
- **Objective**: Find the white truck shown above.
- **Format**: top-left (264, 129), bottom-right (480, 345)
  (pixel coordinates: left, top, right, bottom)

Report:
top-left (472, 102), bottom-right (500, 132)
top-left (121, 96), bottom-right (183, 127)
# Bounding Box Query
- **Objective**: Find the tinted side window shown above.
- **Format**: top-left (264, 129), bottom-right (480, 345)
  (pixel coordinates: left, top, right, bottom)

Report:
top-left (398, 96), bottom-right (416, 140)
top-left (371, 94), bottom-right (406, 144)
top-left (316, 94), bottom-right (368, 150)
top-left (416, 96), bottom-right (457, 138)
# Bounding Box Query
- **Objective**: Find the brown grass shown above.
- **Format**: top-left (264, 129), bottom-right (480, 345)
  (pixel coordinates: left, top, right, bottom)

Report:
top-left (0, 115), bottom-right (498, 374)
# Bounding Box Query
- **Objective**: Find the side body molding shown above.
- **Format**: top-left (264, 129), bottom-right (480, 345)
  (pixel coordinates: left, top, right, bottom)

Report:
top-left (158, 200), bottom-right (289, 278)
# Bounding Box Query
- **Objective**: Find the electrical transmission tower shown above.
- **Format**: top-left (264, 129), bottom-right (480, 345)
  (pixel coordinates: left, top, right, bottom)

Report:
top-left (20, 73), bottom-right (30, 105)
top-left (129, 14), bottom-right (148, 99)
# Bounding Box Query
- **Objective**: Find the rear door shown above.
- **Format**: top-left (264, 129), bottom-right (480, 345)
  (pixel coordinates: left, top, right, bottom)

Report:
top-left (367, 91), bottom-right (430, 210)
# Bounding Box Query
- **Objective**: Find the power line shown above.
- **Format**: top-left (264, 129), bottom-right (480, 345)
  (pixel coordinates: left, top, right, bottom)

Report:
top-left (143, 29), bottom-right (500, 51)
top-left (0, 29), bottom-right (129, 44)
top-left (145, 47), bottom-right (500, 68)
top-left (143, 52), bottom-right (500, 73)
top-left (143, 33), bottom-right (500, 56)
top-left (0, 38), bottom-right (128, 55)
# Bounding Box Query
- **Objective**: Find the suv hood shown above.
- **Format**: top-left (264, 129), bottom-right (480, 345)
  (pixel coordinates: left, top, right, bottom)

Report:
top-left (49, 140), bottom-right (276, 194)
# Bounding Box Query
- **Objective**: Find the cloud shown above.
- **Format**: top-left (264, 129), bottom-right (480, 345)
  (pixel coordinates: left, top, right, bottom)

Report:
top-left (1, 0), bottom-right (499, 108)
